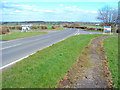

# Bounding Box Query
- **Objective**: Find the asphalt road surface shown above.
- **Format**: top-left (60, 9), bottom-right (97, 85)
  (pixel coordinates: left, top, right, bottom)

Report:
top-left (0, 28), bottom-right (103, 69)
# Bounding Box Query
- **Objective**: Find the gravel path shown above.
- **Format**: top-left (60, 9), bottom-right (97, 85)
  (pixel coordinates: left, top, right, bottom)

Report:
top-left (57, 36), bottom-right (117, 88)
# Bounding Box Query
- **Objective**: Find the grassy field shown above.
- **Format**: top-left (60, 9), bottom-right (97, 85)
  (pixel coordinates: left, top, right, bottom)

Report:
top-left (84, 29), bottom-right (103, 32)
top-left (2, 34), bottom-right (108, 88)
top-left (32, 27), bottom-right (65, 31)
top-left (47, 27), bottom-right (65, 31)
top-left (79, 24), bottom-right (104, 29)
top-left (2, 24), bottom-right (65, 31)
top-left (0, 32), bottom-right (47, 41)
top-left (104, 37), bottom-right (118, 88)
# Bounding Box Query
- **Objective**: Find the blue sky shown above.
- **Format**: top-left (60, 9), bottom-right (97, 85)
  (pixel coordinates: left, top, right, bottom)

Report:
top-left (1, 0), bottom-right (119, 22)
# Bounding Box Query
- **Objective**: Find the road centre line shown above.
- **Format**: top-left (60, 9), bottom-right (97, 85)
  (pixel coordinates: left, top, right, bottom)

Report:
top-left (1, 43), bottom-right (22, 50)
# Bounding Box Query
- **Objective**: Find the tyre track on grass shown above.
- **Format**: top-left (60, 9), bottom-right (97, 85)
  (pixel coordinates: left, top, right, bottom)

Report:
top-left (57, 36), bottom-right (117, 88)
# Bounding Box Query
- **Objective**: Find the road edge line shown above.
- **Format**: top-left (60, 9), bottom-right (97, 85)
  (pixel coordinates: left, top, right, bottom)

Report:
top-left (0, 30), bottom-right (77, 70)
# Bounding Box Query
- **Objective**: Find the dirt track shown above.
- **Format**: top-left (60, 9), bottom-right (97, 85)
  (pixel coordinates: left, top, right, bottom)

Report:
top-left (57, 36), bottom-right (117, 88)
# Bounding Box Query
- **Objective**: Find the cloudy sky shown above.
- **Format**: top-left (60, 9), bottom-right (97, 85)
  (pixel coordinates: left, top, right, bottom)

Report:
top-left (1, 0), bottom-right (119, 22)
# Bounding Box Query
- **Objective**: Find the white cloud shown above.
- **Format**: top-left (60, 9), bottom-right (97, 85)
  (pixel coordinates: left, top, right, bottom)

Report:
top-left (14, 10), bottom-right (21, 12)
top-left (13, 5), bottom-right (33, 10)
top-left (44, 10), bottom-right (54, 12)
top-left (2, 2), bottom-right (99, 22)
top-left (2, 1), bottom-right (8, 3)
top-left (4, 3), bottom-right (34, 11)
top-left (60, 4), bottom-right (64, 7)
top-left (65, 7), bottom-right (71, 9)
top-left (91, 11), bottom-right (98, 13)
top-left (73, 6), bottom-right (77, 8)
top-left (32, 8), bottom-right (54, 13)
top-left (33, 8), bottom-right (39, 11)
top-left (65, 6), bottom-right (83, 12)
top-left (64, 6), bottom-right (98, 16)
top-left (85, 10), bottom-right (89, 13)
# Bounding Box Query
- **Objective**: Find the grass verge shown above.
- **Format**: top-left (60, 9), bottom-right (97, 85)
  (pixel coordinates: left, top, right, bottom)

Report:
top-left (2, 34), bottom-right (108, 88)
top-left (0, 32), bottom-right (47, 41)
top-left (104, 37), bottom-right (118, 88)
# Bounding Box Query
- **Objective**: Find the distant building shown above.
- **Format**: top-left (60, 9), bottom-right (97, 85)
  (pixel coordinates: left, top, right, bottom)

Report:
top-left (21, 24), bottom-right (32, 32)
top-left (95, 24), bottom-right (100, 26)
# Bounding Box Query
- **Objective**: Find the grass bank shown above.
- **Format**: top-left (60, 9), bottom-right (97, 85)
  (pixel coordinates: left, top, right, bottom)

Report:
top-left (0, 32), bottom-right (47, 41)
top-left (2, 34), bottom-right (108, 88)
top-left (104, 37), bottom-right (118, 88)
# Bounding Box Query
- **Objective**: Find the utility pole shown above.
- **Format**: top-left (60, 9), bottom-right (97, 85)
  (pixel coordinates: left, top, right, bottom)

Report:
top-left (115, 20), bottom-right (117, 33)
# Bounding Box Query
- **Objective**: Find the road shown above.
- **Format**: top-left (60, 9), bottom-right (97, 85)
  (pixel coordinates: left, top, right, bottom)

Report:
top-left (0, 29), bottom-right (103, 69)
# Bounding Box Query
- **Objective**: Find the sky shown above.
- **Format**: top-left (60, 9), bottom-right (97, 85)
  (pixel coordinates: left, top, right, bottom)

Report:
top-left (1, 0), bottom-right (119, 22)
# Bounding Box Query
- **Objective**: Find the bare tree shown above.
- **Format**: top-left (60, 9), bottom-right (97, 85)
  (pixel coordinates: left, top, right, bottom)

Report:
top-left (118, 1), bottom-right (120, 24)
top-left (97, 6), bottom-right (118, 26)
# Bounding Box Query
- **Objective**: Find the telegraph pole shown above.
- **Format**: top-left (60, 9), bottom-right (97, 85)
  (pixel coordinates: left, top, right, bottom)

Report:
top-left (115, 20), bottom-right (117, 33)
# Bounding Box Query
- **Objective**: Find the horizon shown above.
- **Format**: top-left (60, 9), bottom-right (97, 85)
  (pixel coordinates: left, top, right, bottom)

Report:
top-left (2, 21), bottom-right (101, 23)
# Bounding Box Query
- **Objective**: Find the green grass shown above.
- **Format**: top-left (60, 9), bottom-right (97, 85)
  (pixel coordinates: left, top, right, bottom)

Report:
top-left (2, 34), bottom-right (108, 88)
top-left (0, 32), bottom-right (47, 41)
top-left (76, 24), bottom-right (104, 32)
top-left (84, 29), bottom-right (103, 32)
top-left (46, 25), bottom-right (52, 29)
top-left (32, 27), bottom-right (65, 31)
top-left (47, 27), bottom-right (65, 31)
top-left (1, 24), bottom-right (64, 31)
top-left (79, 24), bottom-right (104, 29)
top-left (104, 37), bottom-right (118, 88)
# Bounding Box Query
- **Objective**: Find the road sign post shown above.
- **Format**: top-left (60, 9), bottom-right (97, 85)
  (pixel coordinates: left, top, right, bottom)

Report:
top-left (115, 24), bottom-right (117, 33)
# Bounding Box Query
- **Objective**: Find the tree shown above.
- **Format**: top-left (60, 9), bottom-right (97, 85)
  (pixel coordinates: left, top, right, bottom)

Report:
top-left (118, 1), bottom-right (120, 33)
top-left (97, 6), bottom-right (118, 26)
top-left (118, 1), bottom-right (120, 25)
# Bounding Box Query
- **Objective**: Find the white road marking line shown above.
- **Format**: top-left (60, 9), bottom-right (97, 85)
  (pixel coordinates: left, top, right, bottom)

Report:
top-left (75, 29), bottom-right (80, 35)
top-left (0, 30), bottom-right (76, 70)
top-left (78, 29), bottom-right (80, 35)
top-left (74, 30), bottom-right (78, 35)
top-left (75, 32), bottom-right (77, 35)
top-left (0, 52), bottom-right (36, 70)
top-left (0, 43), bottom-right (22, 50)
